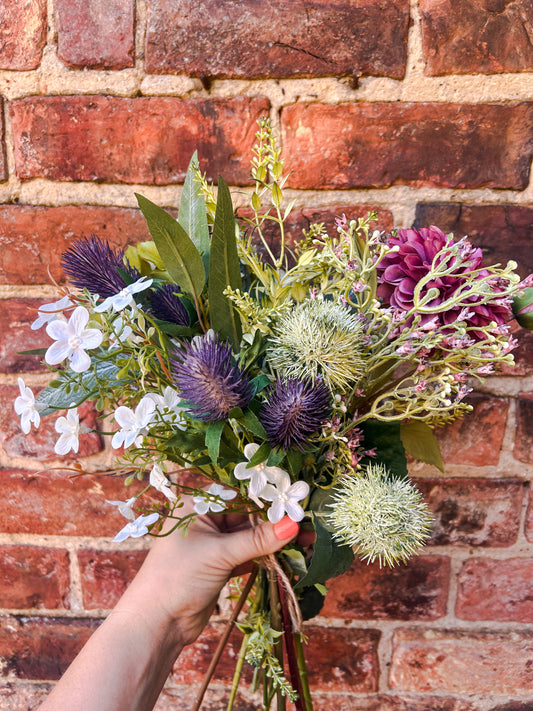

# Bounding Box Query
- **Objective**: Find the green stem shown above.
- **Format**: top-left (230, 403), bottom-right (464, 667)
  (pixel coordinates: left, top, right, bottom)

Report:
top-left (226, 634), bottom-right (249, 711)
top-left (294, 633), bottom-right (314, 711)
top-left (268, 568), bottom-right (286, 711)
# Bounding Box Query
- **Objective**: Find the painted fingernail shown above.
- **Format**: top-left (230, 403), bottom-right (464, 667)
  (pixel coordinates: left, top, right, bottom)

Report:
top-left (273, 516), bottom-right (299, 540)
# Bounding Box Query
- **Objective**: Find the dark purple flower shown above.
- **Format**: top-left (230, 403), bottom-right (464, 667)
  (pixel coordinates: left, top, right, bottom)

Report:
top-left (376, 226), bottom-right (511, 338)
top-left (61, 236), bottom-right (140, 298)
top-left (150, 284), bottom-right (190, 326)
top-left (171, 331), bottom-right (254, 422)
top-left (259, 377), bottom-right (332, 451)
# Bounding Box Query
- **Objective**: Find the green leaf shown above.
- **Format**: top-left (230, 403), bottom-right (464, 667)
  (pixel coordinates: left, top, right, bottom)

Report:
top-left (250, 373), bottom-right (271, 395)
top-left (18, 348), bottom-right (47, 356)
top-left (286, 449), bottom-right (303, 478)
top-left (36, 360), bottom-right (121, 416)
top-left (150, 318), bottom-right (198, 339)
top-left (247, 442), bottom-right (271, 467)
top-left (400, 421), bottom-right (445, 473)
top-left (360, 419), bottom-right (408, 479)
top-left (178, 152), bottom-right (210, 266)
top-left (239, 408), bottom-right (267, 440)
top-left (280, 548), bottom-right (308, 579)
top-left (298, 585), bottom-right (326, 621)
top-left (136, 193), bottom-right (205, 301)
top-left (208, 177), bottom-right (242, 348)
top-left (295, 516), bottom-right (354, 590)
top-left (267, 448), bottom-right (285, 467)
top-left (206, 420), bottom-right (225, 463)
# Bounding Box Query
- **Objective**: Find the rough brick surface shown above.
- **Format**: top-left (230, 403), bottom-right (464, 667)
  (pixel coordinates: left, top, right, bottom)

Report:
top-left (56, 0), bottom-right (134, 69)
top-left (0, 545), bottom-right (70, 610)
top-left (456, 557), bottom-right (533, 622)
top-left (0, 469), bottom-right (151, 537)
top-left (390, 629), bottom-right (533, 694)
top-left (515, 394), bottom-right (533, 464)
top-left (281, 102), bottom-right (533, 190)
top-left (0, 385), bottom-right (103, 461)
top-left (526, 487), bottom-right (533, 543)
top-left (0, 299), bottom-right (51, 372)
top-left (0, 205), bottom-right (150, 285)
top-left (0, 616), bottom-right (100, 680)
top-left (0, 683), bottom-right (53, 711)
top-left (436, 393), bottom-right (509, 467)
top-left (0, 0), bottom-right (47, 70)
top-left (322, 556), bottom-right (449, 620)
top-left (0, 98), bottom-right (6, 182)
top-left (414, 202), bottom-right (533, 280)
top-left (78, 549), bottom-right (147, 609)
top-left (416, 478), bottom-right (523, 547)
top-left (145, 0), bottom-right (409, 79)
top-left (304, 695), bottom-right (478, 711)
top-left (11, 96), bottom-right (269, 185)
top-left (420, 0), bottom-right (533, 76)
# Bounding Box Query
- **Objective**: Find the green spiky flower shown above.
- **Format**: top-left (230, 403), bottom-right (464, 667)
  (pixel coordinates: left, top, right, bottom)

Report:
top-left (267, 299), bottom-right (366, 392)
top-left (327, 463), bottom-right (433, 567)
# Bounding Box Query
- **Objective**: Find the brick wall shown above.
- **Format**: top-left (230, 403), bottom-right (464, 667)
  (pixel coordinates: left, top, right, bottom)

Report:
top-left (0, 1), bottom-right (532, 709)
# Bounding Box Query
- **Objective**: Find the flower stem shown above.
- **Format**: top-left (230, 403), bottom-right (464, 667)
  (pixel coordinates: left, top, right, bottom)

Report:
top-left (226, 633), bottom-right (249, 711)
top-left (268, 568), bottom-right (286, 711)
top-left (277, 579), bottom-right (306, 711)
top-left (294, 633), bottom-right (314, 711)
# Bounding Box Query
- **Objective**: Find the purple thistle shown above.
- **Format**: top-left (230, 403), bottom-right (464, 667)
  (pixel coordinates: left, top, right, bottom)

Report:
top-left (61, 236), bottom-right (140, 298)
top-left (150, 284), bottom-right (190, 326)
top-left (259, 377), bottom-right (332, 451)
top-left (171, 331), bottom-right (254, 422)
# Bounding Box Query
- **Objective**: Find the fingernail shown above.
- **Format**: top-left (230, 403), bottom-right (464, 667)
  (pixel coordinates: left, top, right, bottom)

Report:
top-left (273, 516), bottom-right (299, 540)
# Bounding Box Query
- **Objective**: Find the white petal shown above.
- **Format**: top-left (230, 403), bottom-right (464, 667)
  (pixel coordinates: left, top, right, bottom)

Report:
top-left (267, 500), bottom-right (286, 524)
top-left (111, 431), bottom-right (126, 449)
top-left (220, 488), bottom-right (237, 501)
top-left (243, 442), bottom-right (260, 460)
top-left (268, 469), bottom-right (291, 489)
top-left (193, 498), bottom-right (210, 515)
top-left (249, 470), bottom-right (269, 497)
top-left (94, 296), bottom-right (114, 313)
top-left (234, 461), bottom-right (251, 480)
top-left (20, 412), bottom-right (31, 434)
top-left (45, 340), bottom-right (72, 365)
top-left (69, 348), bottom-right (91, 373)
top-left (114, 406), bottom-right (136, 428)
top-left (258, 483), bottom-right (278, 502)
top-left (287, 480), bottom-right (310, 501)
top-left (46, 320), bottom-right (72, 341)
top-left (69, 306), bottom-right (90, 333)
top-left (54, 434), bottom-right (75, 455)
top-left (80, 328), bottom-right (103, 350)
top-left (55, 416), bottom-right (68, 434)
top-left (285, 501), bottom-right (305, 522)
top-left (209, 502), bottom-right (225, 513)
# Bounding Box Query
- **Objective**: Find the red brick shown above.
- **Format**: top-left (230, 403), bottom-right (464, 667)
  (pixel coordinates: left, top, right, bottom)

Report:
top-left (173, 623), bottom-right (379, 693)
top-left (56, 0), bottom-right (134, 69)
top-left (390, 628), bottom-right (533, 694)
top-left (0, 616), bottom-right (99, 680)
top-left (281, 102), bottom-right (533, 190)
top-left (515, 395), bottom-right (533, 464)
top-left (0, 205), bottom-right (150, 285)
top-left (511, 324), bottom-right (533, 377)
top-left (322, 555), bottom-right (449, 620)
top-left (11, 96), bottom-right (269, 185)
top-left (420, 0), bottom-right (533, 76)
top-left (0, 545), bottom-right (70, 610)
top-left (414, 202), bottom-right (533, 281)
top-left (0, 385), bottom-right (103, 461)
top-left (0, 299), bottom-right (51, 373)
top-left (307, 695), bottom-right (478, 711)
top-left (154, 686), bottom-right (260, 710)
top-left (0, 683), bottom-right (53, 710)
top-left (415, 478), bottom-right (523, 547)
top-left (436, 393), bottom-right (509, 467)
top-left (78, 549), bottom-right (147, 609)
top-left (0, 0), bottom-right (46, 70)
top-left (526, 486), bottom-right (533, 543)
top-left (0, 98), bottom-right (6, 181)
top-left (145, 0), bottom-right (409, 79)
top-left (456, 557), bottom-right (533, 622)
top-left (0, 468), bottom-right (152, 537)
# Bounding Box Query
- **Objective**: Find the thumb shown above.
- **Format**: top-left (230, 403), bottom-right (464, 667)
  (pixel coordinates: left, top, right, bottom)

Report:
top-left (223, 516), bottom-right (299, 569)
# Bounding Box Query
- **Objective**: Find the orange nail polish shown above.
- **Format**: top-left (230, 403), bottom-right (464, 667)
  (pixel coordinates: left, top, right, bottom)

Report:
top-left (273, 516), bottom-right (299, 540)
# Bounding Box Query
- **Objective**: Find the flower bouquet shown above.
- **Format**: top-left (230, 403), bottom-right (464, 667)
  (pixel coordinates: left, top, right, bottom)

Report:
top-left (14, 118), bottom-right (533, 709)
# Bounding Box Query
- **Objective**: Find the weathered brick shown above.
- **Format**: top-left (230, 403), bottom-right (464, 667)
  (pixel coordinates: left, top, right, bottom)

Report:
top-left (322, 555), bottom-right (449, 620)
top-left (11, 96), bottom-right (269, 185)
top-left (390, 629), bottom-right (533, 694)
top-left (0, 299), bottom-right (51, 373)
top-left (281, 102), bottom-right (533, 190)
top-left (0, 385), bottom-right (103, 461)
top-left (154, 686), bottom-right (260, 711)
top-left (0, 0), bottom-right (47, 70)
top-left (0, 205), bottom-right (150, 285)
top-left (0, 468), bottom-right (151, 537)
top-left (0, 683), bottom-right (53, 711)
top-left (489, 703), bottom-right (533, 711)
top-left (78, 549), bottom-right (147, 609)
top-left (56, 0), bottom-right (134, 69)
top-left (0, 616), bottom-right (99, 680)
top-left (414, 202), bottom-right (533, 280)
top-left (415, 478), bottom-right (523, 547)
top-left (420, 0), bottom-right (533, 76)
top-left (307, 695), bottom-right (478, 711)
top-left (145, 0), bottom-right (409, 79)
top-left (0, 545), bottom-right (70, 610)
top-left (456, 557), bottom-right (533, 622)
top-left (0, 98), bottom-right (6, 182)
top-left (436, 393), bottom-right (509, 467)
top-left (526, 486), bottom-right (533, 543)
top-left (515, 394), bottom-right (533, 464)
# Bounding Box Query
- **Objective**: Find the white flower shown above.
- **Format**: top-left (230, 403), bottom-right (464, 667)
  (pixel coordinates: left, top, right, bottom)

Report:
top-left (31, 295), bottom-right (73, 331)
top-left (147, 386), bottom-right (186, 428)
top-left (193, 483), bottom-right (237, 515)
top-left (14, 377), bottom-right (40, 434)
top-left (45, 306), bottom-right (103, 373)
top-left (54, 408), bottom-right (80, 455)
top-left (94, 277), bottom-right (153, 314)
top-left (234, 443), bottom-right (288, 498)
top-left (261, 473), bottom-right (309, 524)
top-left (111, 395), bottom-right (156, 449)
top-left (106, 496), bottom-right (137, 521)
top-left (149, 462), bottom-right (177, 502)
top-left (113, 512), bottom-right (159, 542)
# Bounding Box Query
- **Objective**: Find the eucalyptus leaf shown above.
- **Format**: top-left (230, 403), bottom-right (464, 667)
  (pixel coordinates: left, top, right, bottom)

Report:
top-left (360, 419), bottom-right (408, 479)
top-left (247, 442), bottom-right (270, 468)
top-left (136, 194), bottom-right (205, 301)
top-left (238, 408), bottom-right (267, 440)
top-left (295, 516), bottom-right (354, 590)
top-left (205, 420), bottom-right (225, 463)
top-left (178, 152), bottom-right (210, 265)
top-left (400, 421), bottom-right (444, 473)
top-left (208, 177), bottom-right (242, 348)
